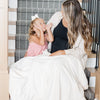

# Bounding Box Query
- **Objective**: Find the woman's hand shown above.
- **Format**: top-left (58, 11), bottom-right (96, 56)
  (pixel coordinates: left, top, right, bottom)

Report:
top-left (50, 50), bottom-right (66, 56)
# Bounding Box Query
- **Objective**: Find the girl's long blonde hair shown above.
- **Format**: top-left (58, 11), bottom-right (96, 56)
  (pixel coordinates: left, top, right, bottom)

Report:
top-left (62, 0), bottom-right (93, 53)
top-left (28, 18), bottom-right (38, 40)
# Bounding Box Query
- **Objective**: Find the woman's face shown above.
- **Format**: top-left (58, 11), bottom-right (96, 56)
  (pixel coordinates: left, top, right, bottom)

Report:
top-left (61, 5), bottom-right (65, 18)
top-left (61, 5), bottom-right (68, 26)
top-left (33, 18), bottom-right (46, 32)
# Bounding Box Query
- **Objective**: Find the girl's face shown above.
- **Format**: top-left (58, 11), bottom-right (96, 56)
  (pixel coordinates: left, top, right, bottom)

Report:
top-left (33, 18), bottom-right (46, 32)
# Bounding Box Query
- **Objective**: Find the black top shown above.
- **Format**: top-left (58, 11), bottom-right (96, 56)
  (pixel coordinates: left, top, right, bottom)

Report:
top-left (51, 20), bottom-right (69, 53)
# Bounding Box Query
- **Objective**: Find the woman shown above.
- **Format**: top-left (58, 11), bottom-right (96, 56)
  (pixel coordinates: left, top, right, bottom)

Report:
top-left (48, 0), bottom-right (92, 57)
top-left (9, 0), bottom-right (93, 100)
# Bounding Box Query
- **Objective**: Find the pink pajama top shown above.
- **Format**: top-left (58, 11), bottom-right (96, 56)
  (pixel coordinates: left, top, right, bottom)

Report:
top-left (27, 42), bottom-right (48, 56)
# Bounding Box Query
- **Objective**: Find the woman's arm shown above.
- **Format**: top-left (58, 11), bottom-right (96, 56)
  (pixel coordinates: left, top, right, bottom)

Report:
top-left (50, 34), bottom-right (86, 57)
top-left (50, 50), bottom-right (66, 56)
top-left (47, 12), bottom-right (62, 41)
top-left (64, 34), bottom-right (86, 56)
top-left (47, 11), bottom-right (62, 26)
top-left (47, 12), bottom-right (63, 51)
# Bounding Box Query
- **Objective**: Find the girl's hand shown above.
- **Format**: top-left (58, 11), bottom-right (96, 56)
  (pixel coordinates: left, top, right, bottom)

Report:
top-left (33, 24), bottom-right (44, 37)
top-left (46, 23), bottom-right (53, 31)
top-left (34, 24), bottom-right (43, 32)
top-left (50, 50), bottom-right (66, 56)
top-left (45, 23), bottom-right (54, 42)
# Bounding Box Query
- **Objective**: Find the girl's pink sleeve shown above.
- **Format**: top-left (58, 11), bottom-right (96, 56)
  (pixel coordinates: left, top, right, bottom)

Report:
top-left (27, 43), bottom-right (34, 56)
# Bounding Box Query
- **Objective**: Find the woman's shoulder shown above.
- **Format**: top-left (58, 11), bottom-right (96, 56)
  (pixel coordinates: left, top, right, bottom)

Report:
top-left (47, 11), bottom-right (62, 25)
top-left (50, 11), bottom-right (62, 20)
top-left (53, 11), bottom-right (62, 16)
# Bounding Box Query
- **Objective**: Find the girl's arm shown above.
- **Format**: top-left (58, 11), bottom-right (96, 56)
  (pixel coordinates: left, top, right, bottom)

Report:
top-left (39, 30), bottom-right (45, 45)
top-left (46, 23), bottom-right (54, 42)
top-left (24, 51), bottom-right (27, 57)
top-left (33, 25), bottom-right (45, 45)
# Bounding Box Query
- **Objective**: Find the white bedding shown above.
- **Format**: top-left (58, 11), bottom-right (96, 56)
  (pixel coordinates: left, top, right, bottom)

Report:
top-left (9, 55), bottom-right (88, 100)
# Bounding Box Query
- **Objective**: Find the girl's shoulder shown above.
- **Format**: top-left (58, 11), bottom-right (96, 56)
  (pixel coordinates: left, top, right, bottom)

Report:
top-left (29, 35), bottom-right (38, 43)
top-left (29, 35), bottom-right (46, 46)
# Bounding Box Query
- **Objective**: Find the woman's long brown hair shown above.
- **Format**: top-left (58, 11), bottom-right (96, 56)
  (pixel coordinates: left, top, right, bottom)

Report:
top-left (62, 0), bottom-right (93, 53)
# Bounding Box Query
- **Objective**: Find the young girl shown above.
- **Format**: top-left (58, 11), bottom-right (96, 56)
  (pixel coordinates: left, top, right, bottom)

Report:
top-left (25, 14), bottom-right (54, 57)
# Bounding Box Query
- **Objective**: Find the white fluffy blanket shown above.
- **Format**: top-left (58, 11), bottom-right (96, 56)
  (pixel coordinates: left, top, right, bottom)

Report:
top-left (9, 55), bottom-right (88, 100)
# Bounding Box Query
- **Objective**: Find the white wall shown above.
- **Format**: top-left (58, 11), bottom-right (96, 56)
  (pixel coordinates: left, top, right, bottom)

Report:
top-left (8, 0), bottom-right (18, 66)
